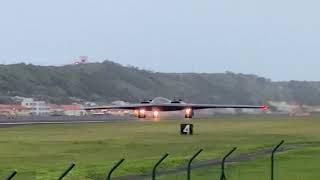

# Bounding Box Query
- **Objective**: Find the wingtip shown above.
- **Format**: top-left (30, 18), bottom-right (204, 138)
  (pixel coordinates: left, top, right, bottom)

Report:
top-left (261, 104), bottom-right (268, 111)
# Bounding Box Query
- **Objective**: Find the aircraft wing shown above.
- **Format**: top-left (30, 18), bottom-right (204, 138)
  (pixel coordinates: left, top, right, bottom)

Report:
top-left (181, 104), bottom-right (266, 110)
top-left (84, 104), bottom-right (155, 110)
top-left (85, 103), bottom-right (267, 111)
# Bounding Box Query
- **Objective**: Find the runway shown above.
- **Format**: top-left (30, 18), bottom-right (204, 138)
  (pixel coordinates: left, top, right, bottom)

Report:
top-left (0, 115), bottom-right (135, 127)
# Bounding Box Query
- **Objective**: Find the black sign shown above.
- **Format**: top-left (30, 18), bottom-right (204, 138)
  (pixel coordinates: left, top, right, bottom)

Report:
top-left (180, 124), bottom-right (193, 135)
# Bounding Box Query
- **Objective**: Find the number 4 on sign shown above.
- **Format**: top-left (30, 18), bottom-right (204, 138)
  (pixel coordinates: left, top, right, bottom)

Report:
top-left (181, 124), bottom-right (193, 135)
top-left (183, 125), bottom-right (190, 133)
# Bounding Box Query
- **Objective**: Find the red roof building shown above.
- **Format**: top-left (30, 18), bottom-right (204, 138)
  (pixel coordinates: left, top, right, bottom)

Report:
top-left (0, 104), bottom-right (30, 116)
top-left (60, 104), bottom-right (82, 111)
top-left (0, 104), bottom-right (29, 111)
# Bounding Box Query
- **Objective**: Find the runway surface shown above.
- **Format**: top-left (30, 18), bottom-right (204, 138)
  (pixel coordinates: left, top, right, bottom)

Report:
top-left (0, 115), bottom-right (135, 127)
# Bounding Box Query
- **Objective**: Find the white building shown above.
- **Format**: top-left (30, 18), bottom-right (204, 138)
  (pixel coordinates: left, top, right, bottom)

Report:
top-left (60, 104), bottom-right (87, 116)
top-left (21, 98), bottom-right (50, 116)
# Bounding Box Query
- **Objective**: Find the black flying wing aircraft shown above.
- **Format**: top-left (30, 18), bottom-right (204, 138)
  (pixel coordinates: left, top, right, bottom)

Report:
top-left (85, 97), bottom-right (268, 119)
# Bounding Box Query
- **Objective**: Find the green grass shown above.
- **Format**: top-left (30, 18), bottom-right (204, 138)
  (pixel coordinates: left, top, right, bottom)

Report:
top-left (159, 146), bottom-right (320, 180)
top-left (0, 116), bottom-right (320, 179)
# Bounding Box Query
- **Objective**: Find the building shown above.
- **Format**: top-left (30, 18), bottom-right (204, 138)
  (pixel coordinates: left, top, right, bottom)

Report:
top-left (48, 104), bottom-right (65, 116)
top-left (73, 56), bottom-right (88, 65)
top-left (60, 104), bottom-right (86, 116)
top-left (21, 98), bottom-right (50, 116)
top-left (88, 100), bottom-right (130, 116)
top-left (0, 104), bottom-right (30, 117)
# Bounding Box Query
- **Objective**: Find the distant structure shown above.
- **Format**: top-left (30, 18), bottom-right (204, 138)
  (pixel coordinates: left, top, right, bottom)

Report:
top-left (60, 104), bottom-right (86, 116)
top-left (48, 103), bottom-right (87, 116)
top-left (0, 104), bottom-right (30, 117)
top-left (0, 96), bottom-right (88, 117)
top-left (21, 98), bottom-right (50, 116)
top-left (111, 100), bottom-right (129, 106)
top-left (84, 101), bottom-right (97, 107)
top-left (88, 100), bottom-right (130, 116)
top-left (74, 56), bottom-right (88, 65)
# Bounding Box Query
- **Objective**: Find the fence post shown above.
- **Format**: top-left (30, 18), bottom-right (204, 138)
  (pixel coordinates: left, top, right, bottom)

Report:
top-left (107, 159), bottom-right (125, 180)
top-left (271, 140), bottom-right (284, 180)
top-left (187, 149), bottom-right (203, 180)
top-left (58, 163), bottom-right (75, 180)
top-left (6, 171), bottom-right (17, 180)
top-left (220, 147), bottom-right (237, 180)
top-left (152, 153), bottom-right (169, 180)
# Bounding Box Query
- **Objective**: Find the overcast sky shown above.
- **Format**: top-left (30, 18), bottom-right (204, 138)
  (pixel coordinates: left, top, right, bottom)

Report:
top-left (0, 0), bottom-right (319, 81)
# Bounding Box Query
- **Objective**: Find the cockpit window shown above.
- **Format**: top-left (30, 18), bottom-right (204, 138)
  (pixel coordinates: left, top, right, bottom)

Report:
top-left (151, 97), bottom-right (171, 104)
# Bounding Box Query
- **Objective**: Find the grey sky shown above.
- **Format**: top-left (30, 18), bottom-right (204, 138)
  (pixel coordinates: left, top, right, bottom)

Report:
top-left (0, 0), bottom-right (319, 81)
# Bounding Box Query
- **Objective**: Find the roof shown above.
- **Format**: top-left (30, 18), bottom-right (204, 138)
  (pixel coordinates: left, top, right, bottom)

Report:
top-left (0, 104), bottom-right (29, 110)
top-left (47, 104), bottom-right (62, 109)
top-left (60, 104), bottom-right (82, 110)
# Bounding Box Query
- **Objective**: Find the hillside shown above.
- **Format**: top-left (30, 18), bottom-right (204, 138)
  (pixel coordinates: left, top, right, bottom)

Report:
top-left (0, 61), bottom-right (320, 105)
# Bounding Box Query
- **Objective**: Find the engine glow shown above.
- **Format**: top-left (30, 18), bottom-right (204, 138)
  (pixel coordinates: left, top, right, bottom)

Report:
top-left (139, 109), bottom-right (146, 114)
top-left (153, 110), bottom-right (159, 117)
top-left (185, 108), bottom-right (192, 114)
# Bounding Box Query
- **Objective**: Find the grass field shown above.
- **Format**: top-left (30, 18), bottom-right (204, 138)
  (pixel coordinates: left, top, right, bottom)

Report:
top-left (159, 146), bottom-right (320, 180)
top-left (0, 116), bottom-right (320, 179)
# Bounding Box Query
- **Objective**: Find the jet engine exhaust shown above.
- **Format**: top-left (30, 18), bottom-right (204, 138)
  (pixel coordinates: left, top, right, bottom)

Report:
top-left (153, 110), bottom-right (160, 119)
top-left (138, 109), bottom-right (146, 118)
top-left (185, 108), bottom-right (194, 118)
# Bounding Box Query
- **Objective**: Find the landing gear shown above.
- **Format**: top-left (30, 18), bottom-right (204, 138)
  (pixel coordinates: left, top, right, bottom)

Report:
top-left (185, 108), bottom-right (194, 119)
top-left (153, 111), bottom-right (160, 119)
top-left (138, 109), bottom-right (146, 118)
